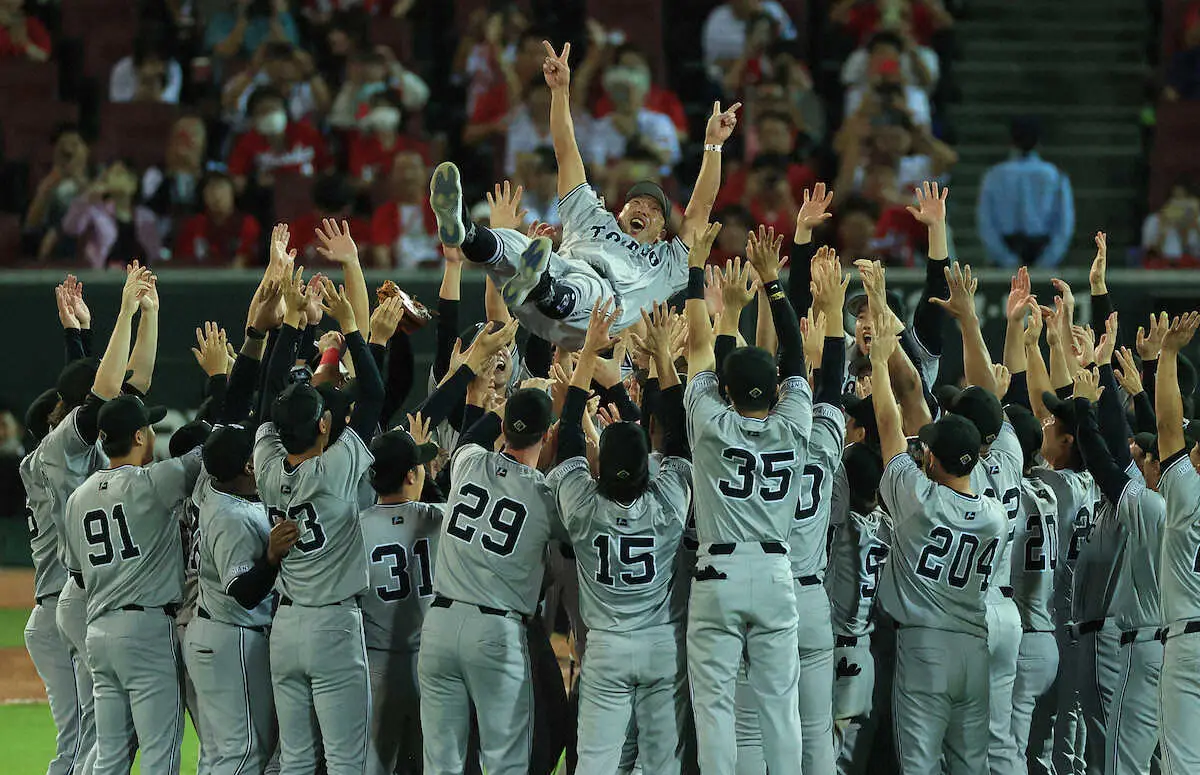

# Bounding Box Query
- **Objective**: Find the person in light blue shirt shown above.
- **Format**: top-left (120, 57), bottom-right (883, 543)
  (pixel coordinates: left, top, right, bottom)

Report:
top-left (976, 117), bottom-right (1075, 268)
top-left (204, 0), bottom-right (300, 60)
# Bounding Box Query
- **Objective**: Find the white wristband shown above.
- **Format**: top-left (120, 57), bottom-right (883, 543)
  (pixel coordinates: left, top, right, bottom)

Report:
top-left (703, 143), bottom-right (723, 153)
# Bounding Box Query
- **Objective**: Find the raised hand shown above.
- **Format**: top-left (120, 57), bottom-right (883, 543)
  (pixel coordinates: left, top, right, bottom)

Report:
top-left (542, 40), bottom-right (571, 91)
top-left (593, 337), bottom-right (627, 388)
top-left (139, 274), bottom-right (160, 313)
top-left (466, 318), bottom-right (520, 370)
top-left (1023, 300), bottom-right (1044, 348)
top-left (55, 282), bottom-right (79, 329)
top-left (812, 248), bottom-right (849, 314)
top-left (721, 257), bottom-right (757, 313)
top-left (318, 276), bottom-right (357, 332)
top-left (269, 223), bottom-right (294, 278)
top-left (314, 218), bottom-right (360, 265)
top-left (249, 277), bottom-right (285, 332)
top-left (704, 101), bottom-right (742, 145)
top-left (1006, 266), bottom-right (1034, 322)
top-left (795, 182), bottom-right (834, 236)
top-left (905, 180), bottom-right (948, 227)
top-left (1090, 231), bottom-right (1107, 295)
top-left (1113, 347), bottom-right (1144, 395)
top-left (582, 297), bottom-right (621, 354)
top-left (1070, 325), bottom-right (1097, 368)
top-left (370, 295), bottom-right (406, 343)
top-left (487, 180), bottom-right (528, 231)
top-left (1050, 277), bottom-right (1075, 320)
top-left (192, 322), bottom-right (229, 377)
top-left (318, 330), bottom-right (346, 354)
top-left (1041, 297), bottom-right (1065, 348)
top-left (745, 225), bottom-right (784, 282)
top-left (120, 265), bottom-right (153, 313)
top-left (704, 264), bottom-right (726, 317)
top-left (407, 411), bottom-right (432, 447)
top-left (1163, 311), bottom-right (1200, 353)
top-left (688, 221), bottom-right (723, 268)
top-left (800, 307), bottom-right (827, 368)
top-left (64, 274), bottom-right (90, 328)
top-left (526, 220), bottom-right (554, 240)
top-left (1096, 311), bottom-right (1118, 365)
top-left (304, 273), bottom-right (326, 326)
top-left (635, 301), bottom-right (675, 360)
top-left (1136, 312), bottom-right (1169, 361)
top-left (992, 363), bottom-right (1012, 397)
top-left (928, 262), bottom-right (978, 322)
top-left (282, 266), bottom-right (308, 319)
top-left (869, 313), bottom-right (899, 364)
top-left (1073, 366), bottom-right (1103, 403)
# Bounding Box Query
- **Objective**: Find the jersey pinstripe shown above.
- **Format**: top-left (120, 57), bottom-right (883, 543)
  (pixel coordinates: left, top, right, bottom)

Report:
top-left (1158, 455), bottom-right (1200, 627)
top-left (789, 404), bottom-right (845, 579)
top-left (825, 504), bottom-right (891, 639)
top-left (360, 501), bottom-right (444, 651)
top-left (1009, 475), bottom-right (1059, 633)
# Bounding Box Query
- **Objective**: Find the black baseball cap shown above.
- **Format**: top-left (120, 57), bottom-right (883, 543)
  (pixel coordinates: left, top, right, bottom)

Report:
top-left (625, 181), bottom-right (670, 219)
top-left (598, 422), bottom-right (649, 500)
top-left (847, 289), bottom-right (907, 320)
top-left (56, 358), bottom-right (99, 408)
top-left (25, 388), bottom-right (60, 443)
top-left (843, 442), bottom-right (884, 500)
top-left (722, 346), bottom-right (777, 410)
top-left (170, 419), bottom-right (212, 458)
top-left (1132, 431), bottom-right (1159, 460)
top-left (203, 424), bottom-right (254, 482)
top-left (1006, 403), bottom-right (1042, 468)
top-left (504, 387), bottom-right (553, 445)
top-left (272, 383), bottom-right (327, 452)
top-left (844, 394), bottom-right (878, 436)
top-left (370, 429), bottom-right (438, 493)
top-left (98, 394), bottom-right (167, 446)
top-left (936, 385), bottom-right (1004, 446)
top-left (918, 414), bottom-right (982, 477)
top-left (1041, 391), bottom-right (1077, 427)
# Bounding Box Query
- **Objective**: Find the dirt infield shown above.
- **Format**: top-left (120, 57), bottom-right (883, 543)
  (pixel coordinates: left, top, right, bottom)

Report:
top-left (0, 568), bottom-right (41, 703)
top-left (0, 568), bottom-right (34, 608)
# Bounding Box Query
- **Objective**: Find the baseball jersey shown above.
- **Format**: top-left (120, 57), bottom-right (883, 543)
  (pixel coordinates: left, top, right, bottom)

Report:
top-left (825, 503), bottom-right (892, 639)
top-left (971, 421), bottom-right (1024, 603)
top-left (877, 454), bottom-right (1007, 638)
top-left (253, 423), bottom-right (374, 606)
top-left (789, 404), bottom-right (846, 579)
top-left (557, 183), bottom-right (688, 330)
top-left (547, 454), bottom-right (692, 633)
top-left (1158, 453), bottom-right (1200, 627)
top-left (175, 496), bottom-right (201, 627)
top-left (1009, 475), bottom-right (1060, 633)
top-left (193, 474), bottom-right (274, 629)
top-left (434, 444), bottom-right (561, 616)
top-left (19, 451), bottom-right (67, 600)
top-left (33, 405), bottom-right (108, 568)
top-left (685, 371), bottom-right (813, 545)
top-left (63, 451), bottom-right (203, 624)
top-left (1107, 481), bottom-right (1164, 631)
top-left (1030, 466), bottom-right (1096, 626)
top-left (360, 501), bottom-right (444, 651)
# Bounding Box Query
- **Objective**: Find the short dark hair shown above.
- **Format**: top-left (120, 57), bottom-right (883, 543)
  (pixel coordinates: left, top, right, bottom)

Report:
top-left (840, 194), bottom-right (880, 220)
top-left (101, 430), bottom-right (138, 459)
top-left (614, 43), bottom-right (649, 67)
top-left (1010, 116), bottom-right (1041, 153)
top-left (247, 85), bottom-right (285, 115)
top-left (52, 123), bottom-right (82, 145)
top-left (867, 31), bottom-right (905, 53)
top-left (202, 170), bottom-right (234, 194)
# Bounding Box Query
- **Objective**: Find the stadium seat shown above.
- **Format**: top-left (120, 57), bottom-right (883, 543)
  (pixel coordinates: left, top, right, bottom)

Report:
top-left (61, 0), bottom-right (137, 40)
top-left (368, 17), bottom-right (414, 63)
top-left (273, 174), bottom-right (317, 222)
top-left (0, 213), bottom-right (20, 264)
top-left (1, 102), bottom-right (80, 161)
top-left (94, 103), bottom-right (181, 169)
top-left (83, 27), bottom-right (137, 80)
top-left (0, 61), bottom-right (59, 111)
top-left (1147, 100), bottom-right (1200, 209)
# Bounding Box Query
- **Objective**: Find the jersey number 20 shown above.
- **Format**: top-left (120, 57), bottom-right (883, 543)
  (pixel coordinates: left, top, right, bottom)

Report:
top-left (447, 482), bottom-right (527, 557)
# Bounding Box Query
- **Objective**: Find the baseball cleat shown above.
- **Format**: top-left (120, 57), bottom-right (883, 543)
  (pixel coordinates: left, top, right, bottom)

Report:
top-left (430, 161), bottom-right (466, 247)
top-left (503, 237), bottom-right (552, 307)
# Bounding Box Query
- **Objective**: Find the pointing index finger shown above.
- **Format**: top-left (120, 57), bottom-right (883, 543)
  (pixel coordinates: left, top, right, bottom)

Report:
top-left (725, 102), bottom-right (742, 115)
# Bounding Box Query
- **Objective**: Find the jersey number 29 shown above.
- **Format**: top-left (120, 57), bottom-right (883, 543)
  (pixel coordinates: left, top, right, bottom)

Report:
top-left (447, 482), bottom-right (527, 557)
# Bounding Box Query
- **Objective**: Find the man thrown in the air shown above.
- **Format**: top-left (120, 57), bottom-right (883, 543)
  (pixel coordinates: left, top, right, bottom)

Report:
top-left (430, 40), bottom-right (740, 348)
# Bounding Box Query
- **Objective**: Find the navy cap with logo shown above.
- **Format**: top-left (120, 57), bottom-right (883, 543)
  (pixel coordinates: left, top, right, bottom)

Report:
top-left (504, 387), bottom-right (553, 443)
top-left (1041, 391), bottom-right (1077, 427)
top-left (170, 420), bottom-right (212, 458)
top-left (203, 424), bottom-right (255, 482)
top-left (370, 429), bottom-right (438, 493)
top-left (272, 383), bottom-right (327, 450)
top-left (625, 181), bottom-right (671, 221)
top-left (1005, 403), bottom-right (1042, 468)
top-left (1132, 431), bottom-right (1159, 460)
top-left (598, 422), bottom-right (649, 498)
top-left (843, 442), bottom-right (884, 500)
top-left (25, 388), bottom-right (60, 443)
top-left (722, 346), bottom-right (778, 409)
top-left (56, 358), bottom-right (99, 408)
top-left (843, 393), bottom-right (878, 435)
top-left (98, 394), bottom-right (168, 446)
top-left (918, 414), bottom-right (982, 477)
top-left (936, 384), bottom-right (1004, 446)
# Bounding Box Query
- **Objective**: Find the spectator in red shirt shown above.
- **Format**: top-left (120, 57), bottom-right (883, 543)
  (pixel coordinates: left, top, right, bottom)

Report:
top-left (174, 173), bottom-right (262, 266)
top-left (830, 0), bottom-right (953, 47)
top-left (462, 30), bottom-right (546, 147)
top-left (743, 154), bottom-right (800, 239)
top-left (370, 151), bottom-right (439, 269)
top-left (717, 111), bottom-right (817, 210)
top-left (348, 92), bottom-right (431, 189)
top-left (227, 87), bottom-right (332, 193)
top-left (578, 35), bottom-right (689, 141)
top-left (708, 204), bottom-right (753, 266)
top-left (0, 0), bottom-right (50, 62)
top-left (834, 195), bottom-right (879, 257)
top-left (289, 174), bottom-right (370, 265)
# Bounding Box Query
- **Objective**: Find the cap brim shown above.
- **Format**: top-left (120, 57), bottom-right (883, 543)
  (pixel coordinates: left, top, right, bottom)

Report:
top-left (147, 406), bottom-right (168, 425)
top-left (917, 422), bottom-right (938, 447)
top-left (934, 384), bottom-right (963, 409)
top-left (414, 441), bottom-right (438, 465)
top-left (846, 293), bottom-right (868, 316)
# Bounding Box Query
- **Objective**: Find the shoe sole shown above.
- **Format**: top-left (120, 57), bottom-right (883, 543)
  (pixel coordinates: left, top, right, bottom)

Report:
top-left (429, 162), bottom-right (465, 247)
top-left (503, 237), bottom-right (552, 307)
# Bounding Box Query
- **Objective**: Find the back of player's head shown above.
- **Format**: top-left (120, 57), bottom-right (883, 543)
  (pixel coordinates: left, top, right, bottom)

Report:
top-left (1010, 116), bottom-right (1041, 153)
top-left (369, 429), bottom-right (437, 495)
top-left (170, 420), bottom-right (212, 458)
top-left (722, 346), bottom-right (777, 412)
top-left (936, 385), bottom-right (1003, 447)
top-left (843, 393), bottom-right (880, 446)
top-left (1006, 404), bottom-right (1042, 471)
top-left (918, 414), bottom-right (981, 478)
top-left (597, 422), bottom-right (650, 503)
top-left (272, 383), bottom-right (328, 454)
top-left (315, 382), bottom-right (355, 445)
top-left (503, 388), bottom-right (553, 450)
top-left (1132, 431), bottom-right (1159, 461)
top-left (203, 425), bottom-right (255, 482)
top-left (98, 394), bottom-right (167, 459)
top-left (56, 358), bottom-right (99, 410)
top-left (25, 388), bottom-right (60, 444)
top-left (843, 442), bottom-right (883, 512)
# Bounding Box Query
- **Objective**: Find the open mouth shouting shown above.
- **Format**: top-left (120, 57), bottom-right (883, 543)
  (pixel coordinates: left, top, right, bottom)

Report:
top-left (629, 215), bottom-right (647, 234)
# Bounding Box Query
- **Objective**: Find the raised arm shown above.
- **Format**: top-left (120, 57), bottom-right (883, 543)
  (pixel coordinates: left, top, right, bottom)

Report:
top-left (1114, 346), bottom-right (1156, 434)
top-left (868, 316), bottom-right (906, 464)
top-left (746, 226), bottom-right (805, 379)
top-left (541, 41), bottom-right (588, 199)
top-left (1072, 369), bottom-right (1129, 506)
top-left (1024, 306), bottom-right (1052, 420)
top-left (811, 248), bottom-right (849, 407)
top-left (314, 218), bottom-right (371, 345)
top-left (1157, 312), bottom-right (1200, 461)
top-left (680, 101), bottom-right (741, 246)
top-left (686, 223), bottom-right (723, 378)
top-left (929, 262), bottom-right (997, 396)
top-left (1093, 312), bottom-right (1132, 470)
top-left (787, 183), bottom-right (833, 319)
top-left (1044, 297), bottom-right (1074, 390)
top-left (318, 277), bottom-right (384, 441)
top-left (125, 272), bottom-right (160, 395)
top-left (93, 267), bottom-right (153, 400)
top-left (560, 301), bottom-right (620, 464)
top-left (908, 181), bottom-right (952, 357)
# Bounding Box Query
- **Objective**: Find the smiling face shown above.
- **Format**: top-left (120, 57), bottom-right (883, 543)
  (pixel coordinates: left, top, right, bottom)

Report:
top-left (618, 195), bottom-right (666, 244)
top-left (854, 307), bottom-right (873, 354)
top-left (1040, 416), bottom-right (1075, 469)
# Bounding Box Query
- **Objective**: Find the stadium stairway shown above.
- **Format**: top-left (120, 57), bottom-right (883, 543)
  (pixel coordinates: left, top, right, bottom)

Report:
top-left (948, 0), bottom-right (1151, 266)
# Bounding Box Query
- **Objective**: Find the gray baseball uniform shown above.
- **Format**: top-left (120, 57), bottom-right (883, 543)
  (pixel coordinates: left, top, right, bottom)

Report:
top-left (63, 450), bottom-right (202, 775)
top-left (184, 473), bottom-right (277, 775)
top-left (877, 453), bottom-right (1007, 775)
top-left (20, 449), bottom-right (86, 775)
top-left (31, 405), bottom-right (108, 775)
top-left (254, 422), bottom-right (374, 775)
top-left (1008, 474), bottom-right (1060, 771)
top-left (485, 183), bottom-right (689, 347)
top-left (684, 370), bottom-right (810, 775)
top-left (419, 443), bottom-right (561, 775)
top-left (1103, 480), bottom-right (1164, 775)
top-left (1157, 452), bottom-right (1200, 774)
top-left (548, 453), bottom-right (692, 775)
top-left (174, 494), bottom-right (209, 775)
top-left (972, 422), bottom-right (1025, 775)
top-left (359, 501), bottom-right (444, 775)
